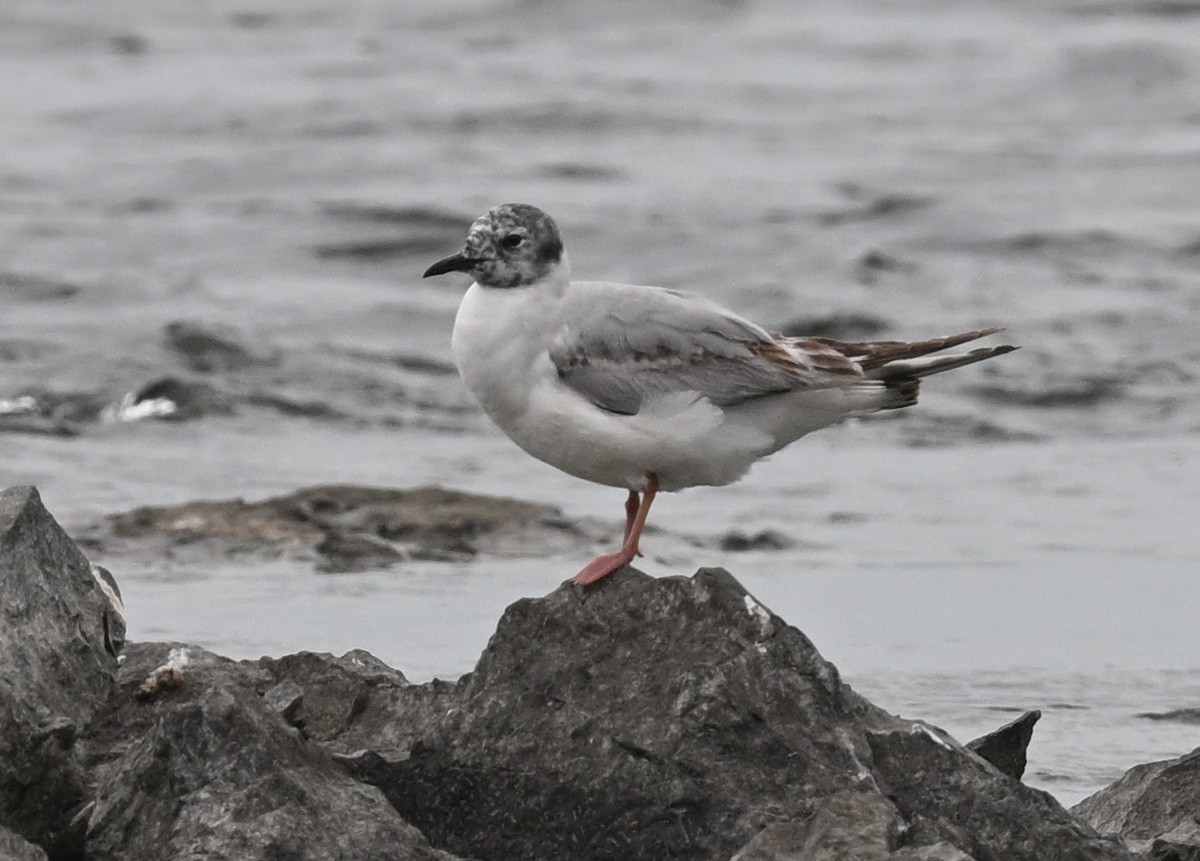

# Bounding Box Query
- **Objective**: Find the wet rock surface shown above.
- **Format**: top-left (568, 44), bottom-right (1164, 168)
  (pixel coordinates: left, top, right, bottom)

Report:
top-left (0, 484), bottom-right (1160, 860)
top-left (78, 483), bottom-right (591, 571)
top-left (1073, 746), bottom-right (1200, 859)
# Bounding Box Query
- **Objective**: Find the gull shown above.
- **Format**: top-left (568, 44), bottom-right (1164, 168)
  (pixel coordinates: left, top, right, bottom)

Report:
top-left (424, 203), bottom-right (1016, 586)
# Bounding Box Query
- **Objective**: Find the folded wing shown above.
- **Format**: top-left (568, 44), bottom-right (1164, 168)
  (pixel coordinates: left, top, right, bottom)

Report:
top-left (549, 283), bottom-right (861, 415)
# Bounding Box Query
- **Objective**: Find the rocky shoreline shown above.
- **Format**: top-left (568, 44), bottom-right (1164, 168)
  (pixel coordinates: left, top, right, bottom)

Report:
top-left (1, 484), bottom-right (1194, 860)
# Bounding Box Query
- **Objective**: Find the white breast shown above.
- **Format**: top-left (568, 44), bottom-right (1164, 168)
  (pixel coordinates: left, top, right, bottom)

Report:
top-left (451, 278), bottom-right (560, 430)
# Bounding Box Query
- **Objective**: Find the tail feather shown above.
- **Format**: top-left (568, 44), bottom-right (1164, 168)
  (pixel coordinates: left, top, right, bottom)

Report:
top-left (869, 341), bottom-right (1019, 411)
top-left (880, 377), bottom-right (920, 410)
top-left (815, 327), bottom-right (1007, 370)
top-left (791, 327), bottom-right (1017, 412)
top-left (872, 344), bottom-right (1019, 381)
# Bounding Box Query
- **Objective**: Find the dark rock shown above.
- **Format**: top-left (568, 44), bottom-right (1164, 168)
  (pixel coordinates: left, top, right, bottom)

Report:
top-left (1149, 823), bottom-right (1200, 861)
top-left (730, 791), bottom-right (902, 860)
top-left (1073, 746), bottom-right (1200, 857)
top-left (263, 679), bottom-right (305, 725)
top-left (254, 650), bottom-right (445, 752)
top-left (0, 825), bottom-right (47, 861)
top-left (967, 709), bottom-right (1041, 780)
top-left (865, 715), bottom-right (1122, 860)
top-left (891, 845), bottom-right (977, 860)
top-left (0, 486), bottom-right (123, 852)
top-left (83, 643), bottom-right (460, 861)
top-left (301, 567), bottom-right (1131, 861)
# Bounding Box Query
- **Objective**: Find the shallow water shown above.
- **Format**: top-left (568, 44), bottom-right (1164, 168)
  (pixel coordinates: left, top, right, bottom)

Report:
top-left (4, 0), bottom-right (1200, 808)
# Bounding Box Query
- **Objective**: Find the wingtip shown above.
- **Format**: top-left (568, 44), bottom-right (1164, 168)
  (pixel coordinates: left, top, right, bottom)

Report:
top-left (966, 343), bottom-right (1019, 358)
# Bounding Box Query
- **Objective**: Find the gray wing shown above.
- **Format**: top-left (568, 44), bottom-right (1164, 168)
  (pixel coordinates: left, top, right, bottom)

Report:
top-left (548, 282), bottom-right (813, 415)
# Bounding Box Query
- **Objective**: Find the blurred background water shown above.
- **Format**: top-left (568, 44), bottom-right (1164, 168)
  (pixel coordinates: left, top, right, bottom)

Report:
top-left (3, 0), bottom-right (1200, 806)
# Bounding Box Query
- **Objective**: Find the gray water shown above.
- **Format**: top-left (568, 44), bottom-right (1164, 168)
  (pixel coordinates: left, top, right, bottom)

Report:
top-left (4, 0), bottom-right (1200, 807)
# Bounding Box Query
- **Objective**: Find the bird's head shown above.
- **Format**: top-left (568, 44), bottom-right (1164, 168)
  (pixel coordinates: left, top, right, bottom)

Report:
top-left (423, 203), bottom-right (566, 289)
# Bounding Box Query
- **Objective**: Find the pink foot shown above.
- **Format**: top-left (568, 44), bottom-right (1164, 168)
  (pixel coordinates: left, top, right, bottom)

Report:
top-left (573, 473), bottom-right (659, 588)
top-left (572, 550), bottom-right (636, 586)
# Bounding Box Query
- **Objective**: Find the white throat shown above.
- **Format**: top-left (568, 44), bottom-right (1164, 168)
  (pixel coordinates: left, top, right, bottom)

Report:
top-left (450, 256), bottom-right (571, 426)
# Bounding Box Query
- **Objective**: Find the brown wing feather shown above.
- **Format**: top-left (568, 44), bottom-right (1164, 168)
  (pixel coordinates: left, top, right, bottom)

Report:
top-left (809, 327), bottom-right (1005, 371)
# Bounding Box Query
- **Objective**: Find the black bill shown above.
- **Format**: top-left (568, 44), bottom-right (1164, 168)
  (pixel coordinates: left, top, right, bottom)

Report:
top-left (423, 253), bottom-right (483, 278)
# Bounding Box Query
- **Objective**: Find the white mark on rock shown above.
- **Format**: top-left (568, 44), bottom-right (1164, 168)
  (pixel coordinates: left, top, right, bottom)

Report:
top-left (90, 563), bottom-right (126, 621)
top-left (838, 728), bottom-right (879, 790)
top-left (137, 647), bottom-right (191, 700)
top-left (742, 593), bottom-right (773, 636)
top-left (165, 647), bottom-right (191, 671)
top-left (914, 722), bottom-right (955, 751)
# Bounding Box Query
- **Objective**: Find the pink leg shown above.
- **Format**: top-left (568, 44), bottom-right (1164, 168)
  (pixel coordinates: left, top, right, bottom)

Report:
top-left (573, 475), bottom-right (659, 586)
top-left (622, 490), bottom-right (639, 543)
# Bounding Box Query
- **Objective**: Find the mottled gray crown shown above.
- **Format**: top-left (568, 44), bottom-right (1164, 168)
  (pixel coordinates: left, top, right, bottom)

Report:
top-left (462, 203), bottom-right (565, 289)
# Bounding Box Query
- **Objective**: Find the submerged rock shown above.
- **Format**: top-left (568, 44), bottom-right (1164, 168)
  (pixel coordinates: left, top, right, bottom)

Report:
top-left (83, 483), bottom-right (585, 571)
top-left (1073, 746), bottom-right (1200, 858)
top-left (0, 487), bottom-right (124, 853)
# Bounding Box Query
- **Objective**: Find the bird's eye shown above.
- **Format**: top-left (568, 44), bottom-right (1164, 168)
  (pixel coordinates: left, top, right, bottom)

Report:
top-left (501, 234), bottom-right (524, 249)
